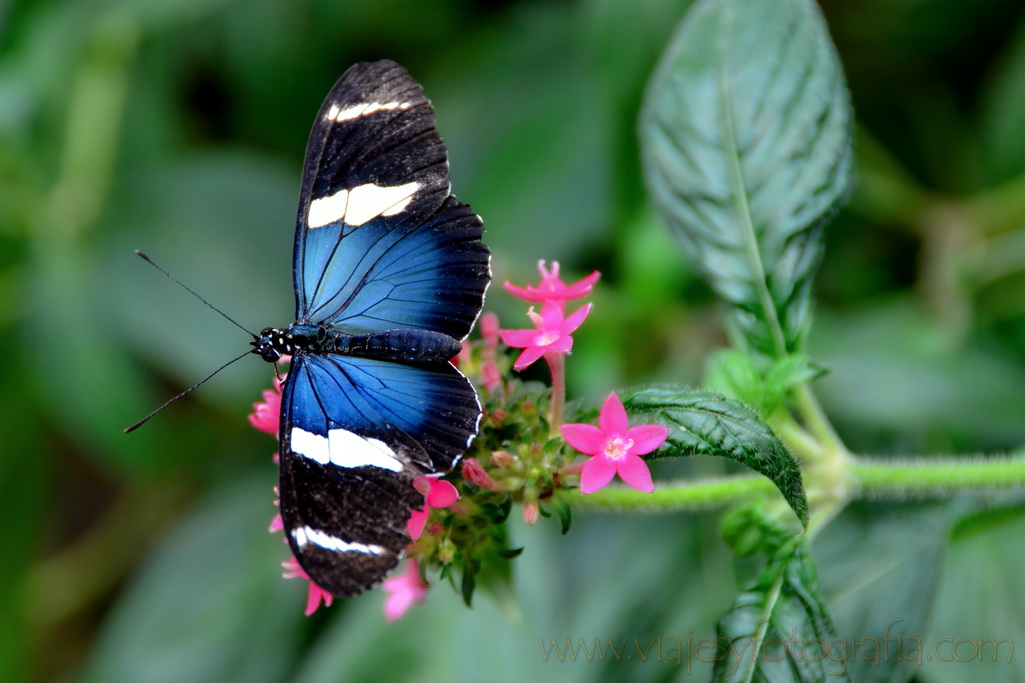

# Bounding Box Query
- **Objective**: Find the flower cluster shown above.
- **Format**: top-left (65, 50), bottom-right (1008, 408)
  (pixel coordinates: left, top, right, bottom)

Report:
top-left (246, 258), bottom-right (670, 621)
top-left (499, 260), bottom-right (666, 493)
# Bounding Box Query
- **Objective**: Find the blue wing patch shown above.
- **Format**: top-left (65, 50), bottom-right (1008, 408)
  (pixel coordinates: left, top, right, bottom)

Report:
top-left (298, 195), bottom-right (489, 337)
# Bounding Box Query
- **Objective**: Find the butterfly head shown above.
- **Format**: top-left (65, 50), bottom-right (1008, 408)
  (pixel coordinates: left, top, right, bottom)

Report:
top-left (252, 327), bottom-right (293, 363)
top-left (252, 324), bottom-right (329, 362)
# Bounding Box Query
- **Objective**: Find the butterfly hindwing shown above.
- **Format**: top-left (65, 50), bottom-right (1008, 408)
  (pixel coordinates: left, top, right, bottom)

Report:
top-left (293, 60), bottom-right (489, 337)
top-left (279, 352), bottom-right (481, 596)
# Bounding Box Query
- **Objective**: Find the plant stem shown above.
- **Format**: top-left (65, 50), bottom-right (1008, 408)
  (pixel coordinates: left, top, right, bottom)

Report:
top-left (560, 474), bottom-right (778, 512)
top-left (791, 384), bottom-right (846, 456)
top-left (544, 350), bottom-right (565, 435)
top-left (852, 454), bottom-right (1025, 497)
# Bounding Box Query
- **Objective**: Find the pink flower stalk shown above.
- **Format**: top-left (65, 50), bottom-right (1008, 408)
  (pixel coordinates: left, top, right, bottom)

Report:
top-left (248, 377), bottom-right (283, 436)
top-left (382, 558), bottom-right (428, 622)
top-left (480, 312), bottom-right (501, 352)
top-left (481, 360), bottom-right (502, 394)
top-left (282, 556), bottom-right (334, 615)
top-left (461, 458), bottom-right (498, 490)
top-left (408, 476), bottom-right (459, 540)
top-left (560, 392), bottom-right (669, 494)
top-left (504, 260), bottom-right (600, 309)
top-left (499, 302), bottom-right (592, 371)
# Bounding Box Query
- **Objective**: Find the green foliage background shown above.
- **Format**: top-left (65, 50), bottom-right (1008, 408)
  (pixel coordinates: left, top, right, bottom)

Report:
top-left (4, 0), bottom-right (1025, 681)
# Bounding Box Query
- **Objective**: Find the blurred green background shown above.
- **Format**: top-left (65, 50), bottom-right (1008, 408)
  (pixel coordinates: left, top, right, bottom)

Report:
top-left (5, 0), bottom-right (1025, 681)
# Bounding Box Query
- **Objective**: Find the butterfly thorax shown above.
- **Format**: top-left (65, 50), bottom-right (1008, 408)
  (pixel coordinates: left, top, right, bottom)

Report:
top-left (252, 323), bottom-right (462, 364)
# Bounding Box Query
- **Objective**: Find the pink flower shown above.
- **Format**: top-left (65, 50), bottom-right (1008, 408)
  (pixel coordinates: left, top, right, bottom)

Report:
top-left (480, 312), bottom-right (501, 351)
top-left (248, 377), bottom-right (283, 436)
top-left (481, 359), bottom-right (502, 394)
top-left (282, 556), bottom-right (334, 615)
top-left (382, 558), bottom-right (428, 622)
top-left (560, 392), bottom-right (669, 494)
top-left (408, 476), bottom-right (459, 540)
top-left (523, 500), bottom-right (539, 526)
top-left (504, 260), bottom-right (600, 308)
top-left (461, 458), bottom-right (498, 490)
top-left (499, 302), bottom-right (592, 371)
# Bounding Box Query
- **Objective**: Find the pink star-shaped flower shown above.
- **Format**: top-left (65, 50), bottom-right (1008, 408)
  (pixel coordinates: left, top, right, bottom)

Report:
top-left (504, 260), bottom-right (600, 308)
top-left (248, 377), bottom-right (283, 436)
top-left (382, 558), bottom-right (428, 622)
top-left (498, 301), bottom-right (592, 371)
top-left (408, 476), bottom-right (459, 540)
top-left (281, 555), bottom-right (334, 615)
top-left (560, 392), bottom-right (669, 494)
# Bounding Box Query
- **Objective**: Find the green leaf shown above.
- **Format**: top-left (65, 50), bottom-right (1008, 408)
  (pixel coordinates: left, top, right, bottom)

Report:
top-left (922, 511), bottom-right (1025, 683)
top-left (814, 502), bottom-right (958, 683)
top-left (639, 0), bottom-right (854, 358)
top-left (714, 541), bottom-right (850, 682)
top-left (625, 386), bottom-right (808, 526)
top-left (550, 496), bottom-right (572, 535)
top-left (706, 350), bottom-right (827, 413)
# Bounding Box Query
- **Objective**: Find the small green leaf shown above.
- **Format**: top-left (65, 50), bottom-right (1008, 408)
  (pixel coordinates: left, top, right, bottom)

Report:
top-left (460, 560), bottom-right (477, 608)
top-left (546, 497), bottom-right (573, 535)
top-left (721, 499), bottom-right (803, 558)
top-left (625, 386), bottom-right (808, 526)
top-left (706, 350), bottom-right (827, 413)
top-left (713, 542), bottom-right (849, 682)
top-left (765, 354), bottom-right (828, 396)
top-left (640, 0), bottom-right (854, 358)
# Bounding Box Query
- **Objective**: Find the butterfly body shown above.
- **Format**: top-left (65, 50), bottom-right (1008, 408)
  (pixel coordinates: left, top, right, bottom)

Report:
top-left (254, 324), bottom-right (462, 364)
top-left (261, 60), bottom-right (489, 598)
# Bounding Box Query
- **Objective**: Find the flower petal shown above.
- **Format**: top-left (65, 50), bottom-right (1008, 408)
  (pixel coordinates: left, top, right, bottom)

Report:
top-left (381, 560), bottom-right (427, 622)
top-left (499, 328), bottom-right (538, 348)
top-left (407, 507), bottom-right (428, 540)
top-left (626, 425), bottom-right (670, 455)
top-left (560, 423), bottom-right (606, 455)
top-left (598, 392), bottom-right (628, 435)
top-left (538, 301), bottom-right (565, 329)
top-left (547, 337), bottom-right (573, 354)
top-left (426, 479), bottom-right (459, 508)
top-left (617, 453), bottom-right (654, 493)
top-left (580, 455), bottom-right (617, 494)
top-left (564, 270), bottom-right (601, 297)
top-left (513, 345), bottom-right (546, 370)
top-left (304, 582), bottom-right (334, 616)
top-left (503, 281), bottom-right (542, 302)
top-left (560, 303), bottom-right (592, 335)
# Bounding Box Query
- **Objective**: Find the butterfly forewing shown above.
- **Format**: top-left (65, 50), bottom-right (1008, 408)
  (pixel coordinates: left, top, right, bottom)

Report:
top-left (278, 61), bottom-right (490, 598)
top-left (293, 60), bottom-right (488, 337)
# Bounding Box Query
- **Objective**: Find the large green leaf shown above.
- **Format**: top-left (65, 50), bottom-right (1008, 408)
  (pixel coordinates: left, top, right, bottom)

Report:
top-left (624, 386), bottom-right (808, 525)
top-left (639, 0), bottom-right (854, 358)
top-left (814, 502), bottom-right (958, 683)
top-left (714, 541), bottom-right (850, 682)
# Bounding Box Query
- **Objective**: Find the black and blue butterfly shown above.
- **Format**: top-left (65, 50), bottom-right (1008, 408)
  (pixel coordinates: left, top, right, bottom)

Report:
top-left (249, 61), bottom-right (490, 597)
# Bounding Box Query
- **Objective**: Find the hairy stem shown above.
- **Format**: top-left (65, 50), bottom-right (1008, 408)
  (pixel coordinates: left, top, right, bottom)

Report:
top-left (852, 454), bottom-right (1025, 498)
top-left (561, 474), bottom-right (778, 512)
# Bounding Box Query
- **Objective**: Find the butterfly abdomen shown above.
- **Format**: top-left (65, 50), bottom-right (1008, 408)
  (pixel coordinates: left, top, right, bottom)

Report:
top-left (332, 328), bottom-right (462, 363)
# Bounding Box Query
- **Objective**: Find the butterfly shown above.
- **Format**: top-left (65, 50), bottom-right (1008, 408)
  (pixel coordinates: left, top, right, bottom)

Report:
top-left (251, 60), bottom-right (490, 597)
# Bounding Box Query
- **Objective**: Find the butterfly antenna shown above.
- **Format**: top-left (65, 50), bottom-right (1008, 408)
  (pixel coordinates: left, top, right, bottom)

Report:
top-left (135, 250), bottom-right (257, 337)
top-left (124, 349), bottom-right (253, 433)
